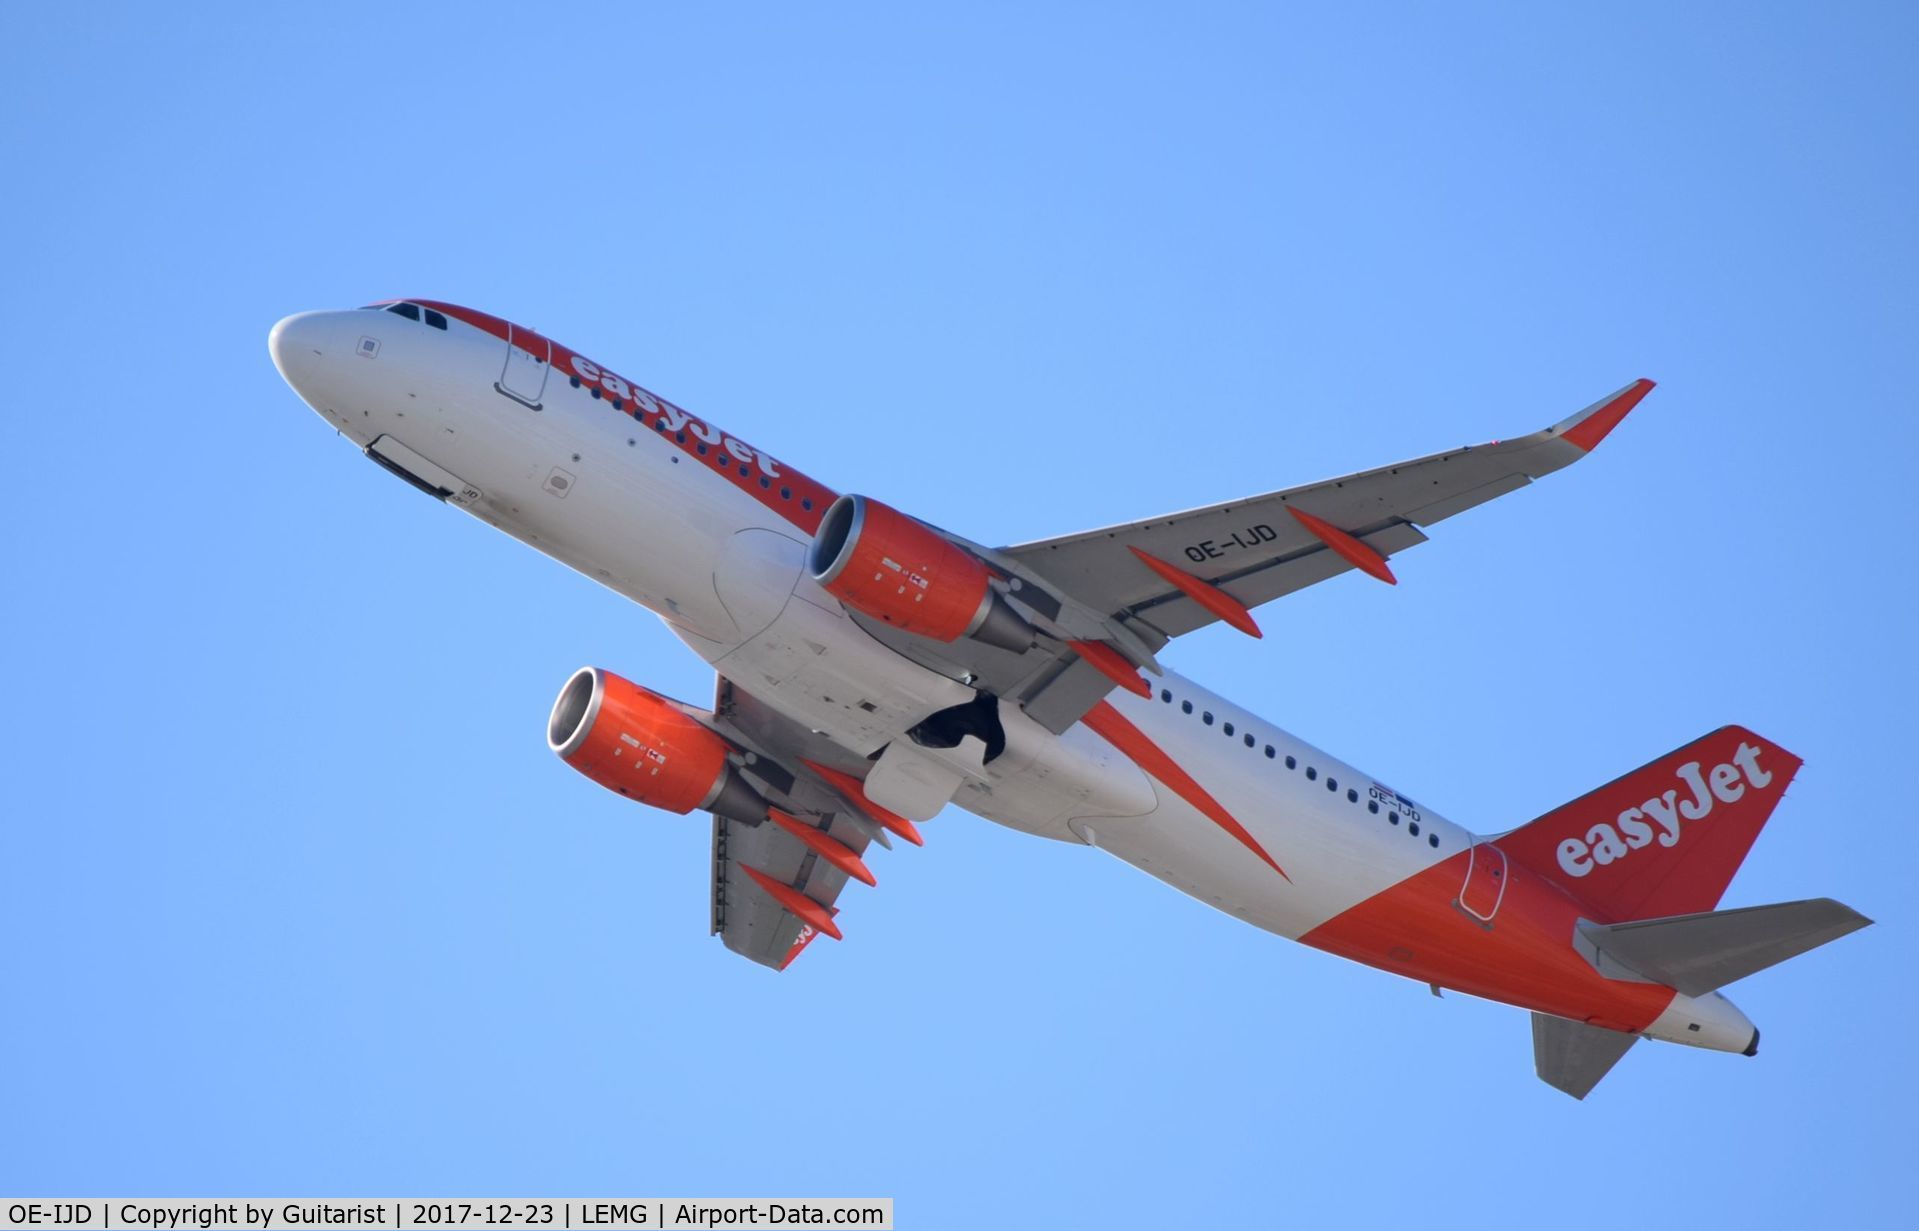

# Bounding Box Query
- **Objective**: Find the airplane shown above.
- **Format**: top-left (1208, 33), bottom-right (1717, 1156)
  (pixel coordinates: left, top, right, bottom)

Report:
top-left (270, 299), bottom-right (1870, 1099)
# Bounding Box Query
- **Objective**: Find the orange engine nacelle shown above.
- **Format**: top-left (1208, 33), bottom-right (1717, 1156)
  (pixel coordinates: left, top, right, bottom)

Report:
top-left (547, 668), bottom-right (768, 822)
top-left (808, 494), bottom-right (1035, 651)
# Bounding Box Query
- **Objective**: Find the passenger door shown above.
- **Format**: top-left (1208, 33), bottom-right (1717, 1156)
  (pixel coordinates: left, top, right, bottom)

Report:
top-left (497, 323), bottom-right (550, 408)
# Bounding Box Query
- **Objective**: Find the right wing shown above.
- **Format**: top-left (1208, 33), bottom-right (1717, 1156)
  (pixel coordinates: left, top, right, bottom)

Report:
top-left (988, 379), bottom-right (1656, 729)
top-left (830, 381), bottom-right (1656, 736)
top-left (1002, 379), bottom-right (1656, 639)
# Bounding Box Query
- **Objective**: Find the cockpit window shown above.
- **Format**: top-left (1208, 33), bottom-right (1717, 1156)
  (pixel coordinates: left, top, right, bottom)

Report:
top-left (358, 301), bottom-right (449, 330)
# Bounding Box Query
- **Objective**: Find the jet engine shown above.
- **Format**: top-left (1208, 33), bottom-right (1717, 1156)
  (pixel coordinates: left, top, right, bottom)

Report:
top-left (808, 494), bottom-right (1035, 652)
top-left (547, 667), bottom-right (768, 823)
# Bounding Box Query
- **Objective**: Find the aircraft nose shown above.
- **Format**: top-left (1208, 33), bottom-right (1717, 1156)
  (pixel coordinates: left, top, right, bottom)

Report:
top-left (268, 310), bottom-right (331, 390)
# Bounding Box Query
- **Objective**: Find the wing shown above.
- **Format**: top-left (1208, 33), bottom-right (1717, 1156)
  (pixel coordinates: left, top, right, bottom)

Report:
top-left (704, 674), bottom-right (918, 970)
top-left (977, 380), bottom-right (1656, 728)
top-left (1006, 379), bottom-right (1653, 635)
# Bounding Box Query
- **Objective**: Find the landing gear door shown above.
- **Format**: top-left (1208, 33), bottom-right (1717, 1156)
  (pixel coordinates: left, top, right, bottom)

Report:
top-left (1456, 840), bottom-right (1507, 928)
top-left (497, 324), bottom-right (550, 409)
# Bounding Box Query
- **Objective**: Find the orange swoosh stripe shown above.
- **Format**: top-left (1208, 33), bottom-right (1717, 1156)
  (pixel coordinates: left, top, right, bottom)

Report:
top-left (1083, 701), bottom-right (1290, 882)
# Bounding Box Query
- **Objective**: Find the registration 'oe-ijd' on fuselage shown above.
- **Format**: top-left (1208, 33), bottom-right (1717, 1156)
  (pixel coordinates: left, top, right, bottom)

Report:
top-left (270, 300), bottom-right (1870, 1099)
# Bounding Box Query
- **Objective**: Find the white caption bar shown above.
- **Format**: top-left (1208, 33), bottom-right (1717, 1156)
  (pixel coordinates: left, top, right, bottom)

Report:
top-left (0, 1203), bottom-right (892, 1231)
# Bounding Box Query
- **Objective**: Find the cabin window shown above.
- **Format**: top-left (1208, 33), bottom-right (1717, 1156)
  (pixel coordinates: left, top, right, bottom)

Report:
top-left (1222, 721), bottom-right (1234, 736)
top-left (1347, 789), bottom-right (1359, 803)
top-left (1264, 745), bottom-right (1275, 759)
top-left (1181, 700), bottom-right (1193, 715)
top-left (1286, 755), bottom-right (1297, 770)
top-left (1202, 712), bottom-right (1214, 726)
top-left (1306, 767), bottom-right (1317, 781)
top-left (1244, 734), bottom-right (1256, 748)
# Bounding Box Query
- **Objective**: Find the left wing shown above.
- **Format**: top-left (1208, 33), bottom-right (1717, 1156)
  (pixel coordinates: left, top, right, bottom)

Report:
top-left (705, 675), bottom-right (918, 970)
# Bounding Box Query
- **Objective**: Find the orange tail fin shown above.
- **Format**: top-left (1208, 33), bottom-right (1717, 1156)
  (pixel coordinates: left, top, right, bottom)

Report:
top-left (1498, 726), bottom-right (1802, 922)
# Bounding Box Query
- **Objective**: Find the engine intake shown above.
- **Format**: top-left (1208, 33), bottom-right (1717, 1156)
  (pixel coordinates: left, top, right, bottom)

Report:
top-left (808, 494), bottom-right (1034, 652)
top-left (547, 667), bottom-right (768, 823)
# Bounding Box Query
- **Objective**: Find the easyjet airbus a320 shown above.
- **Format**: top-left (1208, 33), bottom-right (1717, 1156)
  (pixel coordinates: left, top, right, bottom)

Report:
top-left (271, 300), bottom-right (1868, 1098)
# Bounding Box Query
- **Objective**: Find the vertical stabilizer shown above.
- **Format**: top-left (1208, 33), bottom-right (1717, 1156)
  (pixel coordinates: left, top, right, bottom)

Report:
top-left (1499, 727), bottom-right (1801, 921)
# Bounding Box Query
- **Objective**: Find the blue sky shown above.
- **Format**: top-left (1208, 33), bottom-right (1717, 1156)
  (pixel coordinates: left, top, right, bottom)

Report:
top-left (2, 3), bottom-right (1913, 1225)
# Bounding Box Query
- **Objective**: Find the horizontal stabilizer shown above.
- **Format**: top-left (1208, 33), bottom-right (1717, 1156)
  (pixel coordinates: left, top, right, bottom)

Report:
top-left (1578, 898), bottom-right (1872, 997)
top-left (1532, 1013), bottom-right (1637, 1100)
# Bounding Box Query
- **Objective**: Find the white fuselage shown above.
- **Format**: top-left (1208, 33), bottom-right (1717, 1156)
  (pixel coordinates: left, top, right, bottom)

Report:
top-left (271, 302), bottom-right (1761, 1059)
top-left (271, 305), bottom-right (1455, 942)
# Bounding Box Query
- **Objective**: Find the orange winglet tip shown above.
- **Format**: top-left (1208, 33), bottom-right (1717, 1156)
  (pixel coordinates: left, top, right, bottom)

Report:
top-left (800, 759), bottom-right (926, 846)
top-left (1067, 639), bottom-right (1153, 698)
top-left (1560, 378), bottom-right (1656, 453)
top-left (742, 864), bottom-right (844, 940)
top-left (1288, 507), bottom-right (1397, 585)
top-left (768, 808), bottom-right (877, 886)
top-left (1127, 547), bottom-right (1263, 638)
